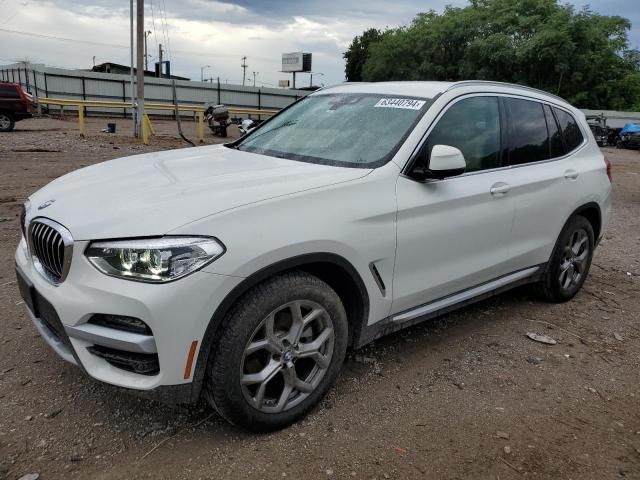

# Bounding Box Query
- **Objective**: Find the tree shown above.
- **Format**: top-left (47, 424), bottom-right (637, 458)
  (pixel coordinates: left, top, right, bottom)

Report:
top-left (343, 28), bottom-right (383, 82)
top-left (343, 0), bottom-right (640, 109)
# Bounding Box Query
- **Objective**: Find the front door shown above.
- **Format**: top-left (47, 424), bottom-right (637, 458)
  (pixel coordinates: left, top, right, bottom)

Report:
top-left (392, 95), bottom-right (516, 315)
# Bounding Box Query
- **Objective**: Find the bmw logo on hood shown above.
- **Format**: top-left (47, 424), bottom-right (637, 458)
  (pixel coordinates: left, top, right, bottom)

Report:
top-left (38, 199), bottom-right (56, 210)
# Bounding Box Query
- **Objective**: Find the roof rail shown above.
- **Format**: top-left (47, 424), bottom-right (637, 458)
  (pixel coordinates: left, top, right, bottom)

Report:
top-left (446, 80), bottom-right (566, 103)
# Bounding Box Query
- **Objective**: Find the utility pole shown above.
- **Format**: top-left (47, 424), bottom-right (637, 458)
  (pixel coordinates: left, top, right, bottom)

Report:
top-left (158, 43), bottom-right (163, 78)
top-left (252, 71), bottom-right (258, 87)
top-left (241, 56), bottom-right (247, 87)
top-left (144, 30), bottom-right (152, 71)
top-left (130, 0), bottom-right (135, 134)
top-left (135, 0), bottom-right (144, 138)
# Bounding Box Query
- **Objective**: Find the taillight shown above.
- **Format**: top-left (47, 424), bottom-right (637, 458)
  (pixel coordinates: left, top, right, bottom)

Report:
top-left (16, 85), bottom-right (31, 105)
top-left (604, 157), bottom-right (612, 182)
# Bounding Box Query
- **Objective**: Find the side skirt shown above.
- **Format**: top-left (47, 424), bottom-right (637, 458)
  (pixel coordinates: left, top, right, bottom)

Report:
top-left (355, 265), bottom-right (545, 348)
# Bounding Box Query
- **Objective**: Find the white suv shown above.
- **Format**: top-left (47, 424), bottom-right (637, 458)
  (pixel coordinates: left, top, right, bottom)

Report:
top-left (16, 81), bottom-right (612, 431)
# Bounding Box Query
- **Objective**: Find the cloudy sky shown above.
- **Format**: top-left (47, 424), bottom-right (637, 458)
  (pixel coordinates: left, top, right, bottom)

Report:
top-left (0, 0), bottom-right (638, 88)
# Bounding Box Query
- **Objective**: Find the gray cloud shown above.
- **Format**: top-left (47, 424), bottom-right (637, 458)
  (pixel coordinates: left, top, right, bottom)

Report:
top-left (1, 0), bottom-right (638, 86)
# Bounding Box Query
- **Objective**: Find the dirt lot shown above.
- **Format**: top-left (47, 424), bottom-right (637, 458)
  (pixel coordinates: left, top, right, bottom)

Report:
top-left (0, 117), bottom-right (639, 480)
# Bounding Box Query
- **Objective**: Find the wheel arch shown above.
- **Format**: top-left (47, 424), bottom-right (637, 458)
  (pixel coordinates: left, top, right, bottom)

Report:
top-left (572, 201), bottom-right (602, 243)
top-left (189, 253), bottom-right (370, 401)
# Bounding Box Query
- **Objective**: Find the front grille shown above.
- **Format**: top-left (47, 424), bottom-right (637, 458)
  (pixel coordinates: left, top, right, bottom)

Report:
top-left (28, 218), bottom-right (73, 284)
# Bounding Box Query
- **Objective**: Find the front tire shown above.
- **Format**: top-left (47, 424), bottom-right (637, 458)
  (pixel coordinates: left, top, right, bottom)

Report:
top-left (539, 215), bottom-right (594, 303)
top-left (0, 112), bottom-right (15, 132)
top-left (204, 271), bottom-right (348, 432)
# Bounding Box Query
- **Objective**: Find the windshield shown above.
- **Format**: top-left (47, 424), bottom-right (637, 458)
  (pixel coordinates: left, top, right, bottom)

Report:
top-left (236, 93), bottom-right (431, 168)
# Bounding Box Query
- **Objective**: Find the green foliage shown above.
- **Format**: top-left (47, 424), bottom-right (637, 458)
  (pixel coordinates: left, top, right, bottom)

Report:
top-left (343, 0), bottom-right (640, 110)
top-left (343, 28), bottom-right (384, 82)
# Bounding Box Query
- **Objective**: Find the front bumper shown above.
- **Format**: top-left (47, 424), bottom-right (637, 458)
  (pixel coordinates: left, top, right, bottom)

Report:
top-left (15, 237), bottom-right (242, 401)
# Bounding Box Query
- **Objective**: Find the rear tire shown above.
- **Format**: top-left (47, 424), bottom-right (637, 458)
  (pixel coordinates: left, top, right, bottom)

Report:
top-left (538, 215), bottom-right (594, 303)
top-left (204, 271), bottom-right (348, 432)
top-left (0, 112), bottom-right (15, 132)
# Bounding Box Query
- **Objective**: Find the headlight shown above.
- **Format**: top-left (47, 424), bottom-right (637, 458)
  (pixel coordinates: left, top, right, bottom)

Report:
top-left (21, 199), bottom-right (31, 237)
top-left (85, 237), bottom-right (225, 283)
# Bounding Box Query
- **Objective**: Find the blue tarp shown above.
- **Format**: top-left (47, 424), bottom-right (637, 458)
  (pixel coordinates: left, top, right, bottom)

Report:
top-left (619, 123), bottom-right (640, 135)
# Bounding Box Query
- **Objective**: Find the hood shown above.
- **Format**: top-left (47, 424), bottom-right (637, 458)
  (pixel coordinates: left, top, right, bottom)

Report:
top-left (27, 145), bottom-right (371, 239)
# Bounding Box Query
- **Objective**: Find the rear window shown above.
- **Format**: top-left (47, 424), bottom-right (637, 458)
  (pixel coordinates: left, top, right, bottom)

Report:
top-left (505, 98), bottom-right (550, 165)
top-left (554, 108), bottom-right (584, 152)
top-left (544, 104), bottom-right (566, 158)
top-left (0, 84), bottom-right (20, 99)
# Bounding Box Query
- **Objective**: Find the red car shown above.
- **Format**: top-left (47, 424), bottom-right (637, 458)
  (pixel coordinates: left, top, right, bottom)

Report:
top-left (0, 82), bottom-right (33, 132)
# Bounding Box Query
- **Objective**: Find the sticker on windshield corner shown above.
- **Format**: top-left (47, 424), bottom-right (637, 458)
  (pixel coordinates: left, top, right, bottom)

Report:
top-left (374, 98), bottom-right (426, 110)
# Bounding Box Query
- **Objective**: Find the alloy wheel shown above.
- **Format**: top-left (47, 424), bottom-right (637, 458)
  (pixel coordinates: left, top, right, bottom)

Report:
top-left (558, 228), bottom-right (589, 290)
top-left (0, 114), bottom-right (11, 130)
top-left (240, 300), bottom-right (335, 413)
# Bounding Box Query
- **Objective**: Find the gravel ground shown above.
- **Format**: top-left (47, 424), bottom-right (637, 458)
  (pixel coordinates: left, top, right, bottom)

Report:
top-left (0, 117), bottom-right (639, 480)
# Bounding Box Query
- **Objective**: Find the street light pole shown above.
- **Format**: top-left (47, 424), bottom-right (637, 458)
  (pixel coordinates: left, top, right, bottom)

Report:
top-left (252, 71), bottom-right (258, 87)
top-left (201, 65), bottom-right (211, 82)
top-left (310, 72), bottom-right (323, 87)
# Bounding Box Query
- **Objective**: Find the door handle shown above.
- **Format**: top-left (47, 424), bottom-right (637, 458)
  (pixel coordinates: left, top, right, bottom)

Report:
top-left (564, 169), bottom-right (579, 180)
top-left (490, 183), bottom-right (511, 196)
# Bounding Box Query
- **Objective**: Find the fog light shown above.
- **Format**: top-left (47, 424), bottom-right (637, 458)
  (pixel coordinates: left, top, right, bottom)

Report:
top-left (88, 314), bottom-right (152, 335)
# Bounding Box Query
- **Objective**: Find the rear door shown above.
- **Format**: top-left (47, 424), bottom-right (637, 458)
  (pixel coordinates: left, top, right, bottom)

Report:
top-left (0, 84), bottom-right (23, 114)
top-left (392, 95), bottom-right (516, 315)
top-left (500, 97), bottom-right (587, 271)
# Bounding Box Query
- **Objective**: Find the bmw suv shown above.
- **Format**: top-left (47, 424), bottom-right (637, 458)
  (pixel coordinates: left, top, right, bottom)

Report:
top-left (15, 81), bottom-right (612, 431)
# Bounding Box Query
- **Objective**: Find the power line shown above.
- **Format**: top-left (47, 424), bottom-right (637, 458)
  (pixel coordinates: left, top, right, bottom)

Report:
top-left (0, 1), bottom-right (29, 28)
top-left (159, 1), bottom-right (168, 58)
top-left (0, 27), bottom-right (273, 61)
top-left (0, 27), bottom-right (129, 48)
top-left (149, 0), bottom-right (159, 55)
top-left (159, 0), bottom-right (172, 66)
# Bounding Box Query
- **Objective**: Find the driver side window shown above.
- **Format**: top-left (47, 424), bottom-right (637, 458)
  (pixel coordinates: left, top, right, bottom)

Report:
top-left (420, 96), bottom-right (502, 173)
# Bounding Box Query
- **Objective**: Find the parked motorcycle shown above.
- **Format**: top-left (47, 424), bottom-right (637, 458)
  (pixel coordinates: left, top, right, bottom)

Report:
top-left (204, 103), bottom-right (230, 137)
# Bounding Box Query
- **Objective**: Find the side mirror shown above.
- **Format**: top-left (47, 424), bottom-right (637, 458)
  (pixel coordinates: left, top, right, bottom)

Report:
top-left (426, 145), bottom-right (466, 179)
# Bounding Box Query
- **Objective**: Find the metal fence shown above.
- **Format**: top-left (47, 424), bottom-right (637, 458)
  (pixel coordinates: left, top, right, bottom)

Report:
top-left (0, 63), bottom-right (309, 117)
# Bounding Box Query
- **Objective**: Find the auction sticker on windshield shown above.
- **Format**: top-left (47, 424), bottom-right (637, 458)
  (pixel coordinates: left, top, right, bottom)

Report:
top-left (374, 98), bottom-right (426, 110)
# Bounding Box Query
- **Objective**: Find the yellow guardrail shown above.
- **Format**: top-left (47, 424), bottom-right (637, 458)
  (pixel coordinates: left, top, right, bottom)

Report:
top-left (37, 97), bottom-right (278, 144)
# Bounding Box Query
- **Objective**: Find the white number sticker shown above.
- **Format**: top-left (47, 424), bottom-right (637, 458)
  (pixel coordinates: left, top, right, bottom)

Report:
top-left (374, 98), bottom-right (426, 110)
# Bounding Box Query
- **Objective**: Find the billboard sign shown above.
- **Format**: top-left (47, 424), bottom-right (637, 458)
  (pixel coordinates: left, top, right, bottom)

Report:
top-left (282, 52), bottom-right (312, 73)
